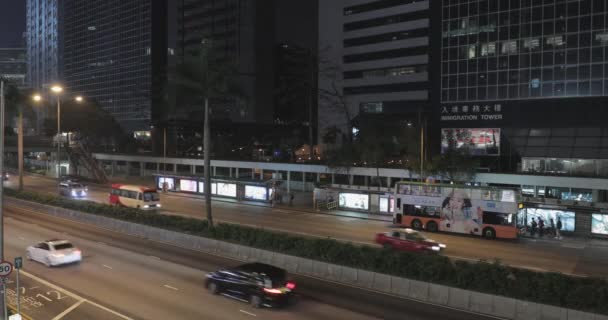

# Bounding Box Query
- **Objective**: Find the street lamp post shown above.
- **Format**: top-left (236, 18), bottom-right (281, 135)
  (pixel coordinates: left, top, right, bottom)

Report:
top-left (33, 89), bottom-right (83, 181)
top-left (51, 85), bottom-right (63, 180)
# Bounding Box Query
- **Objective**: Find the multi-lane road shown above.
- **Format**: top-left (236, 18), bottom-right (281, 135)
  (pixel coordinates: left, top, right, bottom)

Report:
top-left (7, 174), bottom-right (608, 278)
top-left (3, 202), bottom-right (496, 320)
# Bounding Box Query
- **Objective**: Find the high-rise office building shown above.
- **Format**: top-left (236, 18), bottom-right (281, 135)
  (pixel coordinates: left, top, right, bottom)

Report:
top-left (26, 0), bottom-right (61, 128)
top-left (177, 0), bottom-right (275, 124)
top-left (26, 0), bottom-right (61, 90)
top-left (62, 0), bottom-right (168, 134)
top-left (439, 0), bottom-right (608, 171)
top-left (318, 0), bottom-right (434, 143)
top-left (0, 48), bottom-right (27, 88)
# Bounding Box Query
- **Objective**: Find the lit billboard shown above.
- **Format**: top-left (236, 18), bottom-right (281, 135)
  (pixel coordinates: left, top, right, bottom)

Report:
top-left (441, 128), bottom-right (500, 156)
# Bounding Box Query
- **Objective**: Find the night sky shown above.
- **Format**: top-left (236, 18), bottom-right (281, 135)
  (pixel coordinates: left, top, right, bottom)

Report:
top-left (0, 1), bottom-right (26, 47)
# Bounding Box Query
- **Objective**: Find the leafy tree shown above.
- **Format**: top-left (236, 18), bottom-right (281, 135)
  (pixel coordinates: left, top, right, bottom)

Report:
top-left (357, 121), bottom-right (396, 188)
top-left (42, 98), bottom-right (134, 152)
top-left (175, 40), bottom-right (245, 228)
top-left (429, 147), bottom-right (479, 183)
top-left (2, 80), bottom-right (36, 191)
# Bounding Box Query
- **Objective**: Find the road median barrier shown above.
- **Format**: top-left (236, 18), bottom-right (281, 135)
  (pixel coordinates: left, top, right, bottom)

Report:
top-left (4, 189), bottom-right (608, 319)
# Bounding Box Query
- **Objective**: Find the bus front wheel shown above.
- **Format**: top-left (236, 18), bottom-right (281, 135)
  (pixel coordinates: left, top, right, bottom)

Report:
top-left (426, 221), bottom-right (438, 232)
top-left (411, 219), bottom-right (422, 230)
top-left (483, 227), bottom-right (496, 240)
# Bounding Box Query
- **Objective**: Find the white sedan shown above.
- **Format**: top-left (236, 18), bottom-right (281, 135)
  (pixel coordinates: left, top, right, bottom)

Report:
top-left (26, 239), bottom-right (82, 267)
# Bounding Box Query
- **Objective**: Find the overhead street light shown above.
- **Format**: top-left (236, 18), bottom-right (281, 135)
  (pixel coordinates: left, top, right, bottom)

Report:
top-left (34, 86), bottom-right (84, 180)
top-left (51, 85), bottom-right (63, 94)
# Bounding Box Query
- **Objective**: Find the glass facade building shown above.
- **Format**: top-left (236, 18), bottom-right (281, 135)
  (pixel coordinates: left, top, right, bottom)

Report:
top-left (438, 0), bottom-right (608, 163)
top-left (0, 48), bottom-right (27, 88)
top-left (441, 0), bottom-right (608, 102)
top-left (62, 0), bottom-right (168, 133)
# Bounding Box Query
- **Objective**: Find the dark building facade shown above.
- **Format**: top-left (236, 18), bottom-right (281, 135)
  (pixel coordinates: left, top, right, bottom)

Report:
top-left (438, 0), bottom-right (608, 172)
top-left (0, 48), bottom-right (27, 88)
top-left (177, 0), bottom-right (276, 124)
top-left (62, 0), bottom-right (168, 134)
top-left (318, 0), bottom-right (435, 145)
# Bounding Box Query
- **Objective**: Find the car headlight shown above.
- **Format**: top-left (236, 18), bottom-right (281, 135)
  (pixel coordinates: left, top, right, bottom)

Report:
top-left (71, 190), bottom-right (77, 196)
top-left (143, 205), bottom-right (150, 208)
top-left (157, 204), bottom-right (161, 208)
top-left (431, 246), bottom-right (440, 251)
top-left (439, 244), bottom-right (446, 249)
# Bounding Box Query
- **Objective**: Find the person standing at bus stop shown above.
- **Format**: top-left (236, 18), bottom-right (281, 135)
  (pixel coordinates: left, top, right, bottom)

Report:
top-left (555, 216), bottom-right (563, 240)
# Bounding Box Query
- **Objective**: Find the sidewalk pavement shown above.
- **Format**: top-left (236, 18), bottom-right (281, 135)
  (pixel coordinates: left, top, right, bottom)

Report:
top-left (519, 232), bottom-right (608, 248)
top-left (106, 175), bottom-right (394, 222)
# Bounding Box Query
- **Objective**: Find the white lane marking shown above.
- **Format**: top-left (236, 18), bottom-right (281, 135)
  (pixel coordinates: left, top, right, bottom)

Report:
top-left (52, 299), bottom-right (85, 320)
top-left (102, 264), bottom-right (113, 270)
top-left (239, 310), bottom-right (257, 317)
top-left (562, 244), bottom-right (585, 249)
top-left (21, 270), bottom-right (134, 320)
top-left (163, 284), bottom-right (178, 291)
top-left (97, 241), bottom-right (106, 245)
top-left (148, 255), bottom-right (161, 260)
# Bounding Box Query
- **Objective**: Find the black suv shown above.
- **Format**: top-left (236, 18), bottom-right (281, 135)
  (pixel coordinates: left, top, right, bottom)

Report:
top-left (205, 263), bottom-right (297, 308)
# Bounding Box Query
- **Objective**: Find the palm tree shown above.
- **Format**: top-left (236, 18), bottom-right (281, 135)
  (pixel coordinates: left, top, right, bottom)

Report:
top-left (175, 40), bottom-right (243, 228)
top-left (2, 80), bottom-right (35, 191)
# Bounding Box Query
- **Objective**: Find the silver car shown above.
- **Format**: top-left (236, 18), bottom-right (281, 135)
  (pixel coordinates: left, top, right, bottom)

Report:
top-left (59, 182), bottom-right (88, 198)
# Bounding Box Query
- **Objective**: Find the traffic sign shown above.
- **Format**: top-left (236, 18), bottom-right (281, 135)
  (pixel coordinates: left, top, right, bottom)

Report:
top-left (0, 261), bottom-right (13, 277)
top-left (14, 257), bottom-right (22, 269)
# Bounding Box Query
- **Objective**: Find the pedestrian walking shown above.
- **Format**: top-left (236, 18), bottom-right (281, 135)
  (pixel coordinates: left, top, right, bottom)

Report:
top-left (289, 192), bottom-right (294, 207)
top-left (530, 218), bottom-right (537, 236)
top-left (556, 217), bottom-right (563, 240)
top-left (538, 217), bottom-right (545, 237)
top-left (550, 218), bottom-right (555, 237)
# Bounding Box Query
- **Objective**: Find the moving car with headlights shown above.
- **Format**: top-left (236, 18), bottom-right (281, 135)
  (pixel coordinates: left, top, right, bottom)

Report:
top-left (205, 263), bottom-right (297, 308)
top-left (375, 228), bottom-right (446, 253)
top-left (59, 181), bottom-right (88, 198)
top-left (26, 239), bottom-right (82, 267)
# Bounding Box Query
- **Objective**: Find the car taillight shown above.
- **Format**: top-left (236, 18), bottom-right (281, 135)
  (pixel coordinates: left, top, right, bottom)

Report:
top-left (286, 282), bottom-right (296, 290)
top-left (74, 249), bottom-right (82, 255)
top-left (263, 288), bottom-right (283, 294)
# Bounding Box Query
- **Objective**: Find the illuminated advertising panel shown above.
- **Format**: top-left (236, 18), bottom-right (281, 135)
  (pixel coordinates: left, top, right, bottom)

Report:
top-left (592, 214), bottom-right (608, 235)
top-left (441, 128), bottom-right (500, 156)
top-left (158, 177), bottom-right (175, 190)
top-left (198, 182), bottom-right (218, 195)
top-left (245, 186), bottom-right (268, 201)
top-left (523, 208), bottom-right (576, 232)
top-left (379, 197), bottom-right (389, 213)
top-left (217, 183), bottom-right (237, 197)
top-left (180, 179), bottom-right (197, 192)
top-left (339, 193), bottom-right (369, 210)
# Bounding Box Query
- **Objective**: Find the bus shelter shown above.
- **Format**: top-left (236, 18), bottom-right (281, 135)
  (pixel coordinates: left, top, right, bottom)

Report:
top-left (313, 185), bottom-right (394, 215)
top-left (153, 174), bottom-right (280, 203)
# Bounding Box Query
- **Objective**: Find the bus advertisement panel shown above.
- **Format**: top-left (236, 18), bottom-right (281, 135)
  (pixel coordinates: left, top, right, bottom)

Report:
top-left (393, 182), bottom-right (520, 239)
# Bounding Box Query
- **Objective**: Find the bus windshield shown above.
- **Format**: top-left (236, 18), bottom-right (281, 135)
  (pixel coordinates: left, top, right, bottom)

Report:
top-left (143, 191), bottom-right (160, 202)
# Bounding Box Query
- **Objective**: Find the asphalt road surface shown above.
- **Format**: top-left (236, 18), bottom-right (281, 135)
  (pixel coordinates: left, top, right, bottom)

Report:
top-left (3, 205), bottom-right (497, 320)
top-left (8, 174), bottom-right (608, 278)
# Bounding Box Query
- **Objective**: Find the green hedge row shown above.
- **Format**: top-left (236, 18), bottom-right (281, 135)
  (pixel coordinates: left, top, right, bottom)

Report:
top-left (6, 188), bottom-right (608, 315)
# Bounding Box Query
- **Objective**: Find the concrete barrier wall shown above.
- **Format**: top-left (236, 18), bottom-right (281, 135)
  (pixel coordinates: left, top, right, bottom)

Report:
top-left (6, 197), bottom-right (607, 320)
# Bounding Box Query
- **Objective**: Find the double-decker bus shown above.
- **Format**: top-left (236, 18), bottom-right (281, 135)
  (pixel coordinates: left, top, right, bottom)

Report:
top-left (392, 182), bottom-right (521, 239)
top-left (109, 184), bottom-right (161, 209)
